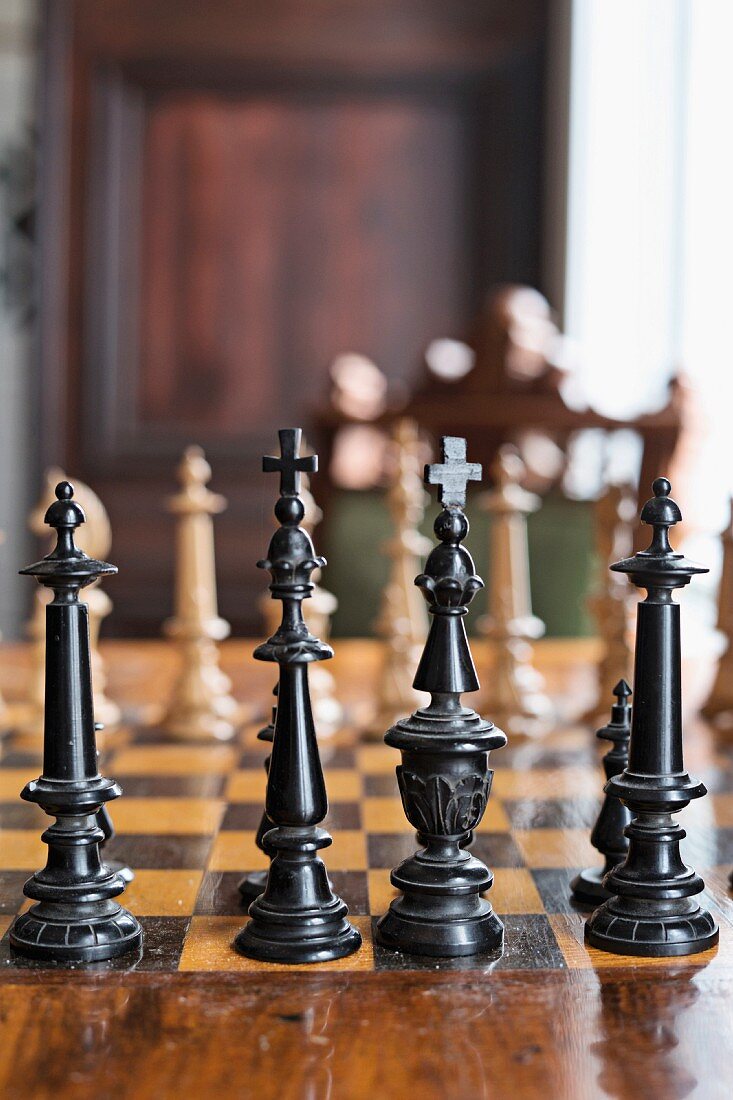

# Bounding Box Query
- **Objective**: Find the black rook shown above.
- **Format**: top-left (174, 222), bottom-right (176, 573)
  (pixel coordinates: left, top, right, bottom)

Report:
top-left (585, 478), bottom-right (719, 956)
top-left (8, 482), bottom-right (142, 962)
top-left (376, 437), bottom-right (507, 957)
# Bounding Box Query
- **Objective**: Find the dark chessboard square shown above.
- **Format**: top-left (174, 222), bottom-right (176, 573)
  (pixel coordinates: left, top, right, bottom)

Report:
top-left (0, 801), bottom-right (45, 828)
top-left (238, 749), bottom-right (269, 769)
top-left (365, 774), bottom-right (399, 797)
top-left (220, 801), bottom-right (362, 831)
top-left (0, 751), bottom-right (42, 769)
top-left (467, 834), bottom-right (525, 868)
top-left (367, 834), bottom-right (417, 869)
top-left (318, 746), bottom-right (357, 769)
top-left (105, 834), bottom-right (212, 870)
top-left (491, 915), bottom-right (566, 970)
top-left (0, 871), bottom-right (31, 914)
top-left (136, 916), bottom-right (190, 971)
top-left (503, 798), bottom-right (600, 830)
top-left (117, 774), bottom-right (227, 798)
top-left (195, 871), bottom-right (250, 915)
top-left (531, 868), bottom-right (589, 915)
top-left (0, 916), bottom-right (188, 972)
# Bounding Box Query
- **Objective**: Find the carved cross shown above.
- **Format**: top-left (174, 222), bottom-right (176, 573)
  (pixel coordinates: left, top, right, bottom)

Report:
top-left (425, 436), bottom-right (481, 508)
top-left (263, 428), bottom-right (317, 496)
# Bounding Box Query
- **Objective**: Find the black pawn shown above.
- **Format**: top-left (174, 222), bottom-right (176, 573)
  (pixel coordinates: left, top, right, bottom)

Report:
top-left (586, 478), bottom-right (719, 956)
top-left (571, 680), bottom-right (632, 904)
top-left (234, 429), bottom-right (361, 963)
top-left (8, 482), bottom-right (142, 962)
top-left (376, 436), bottom-right (507, 958)
top-left (238, 694), bottom-right (276, 905)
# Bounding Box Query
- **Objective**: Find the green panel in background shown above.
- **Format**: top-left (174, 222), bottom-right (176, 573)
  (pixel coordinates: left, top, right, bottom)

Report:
top-left (323, 489), bottom-right (595, 638)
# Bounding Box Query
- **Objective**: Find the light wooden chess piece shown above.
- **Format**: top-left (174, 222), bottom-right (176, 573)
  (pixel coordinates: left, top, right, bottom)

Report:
top-left (14, 468), bottom-right (120, 746)
top-left (161, 446), bottom-right (240, 741)
top-left (365, 419), bottom-right (431, 740)
top-left (478, 445), bottom-right (552, 738)
top-left (260, 442), bottom-right (342, 734)
top-left (582, 483), bottom-right (635, 724)
top-left (702, 498), bottom-right (733, 726)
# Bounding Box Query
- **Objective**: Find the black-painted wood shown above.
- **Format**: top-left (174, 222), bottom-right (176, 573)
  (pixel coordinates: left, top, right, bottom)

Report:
top-left (8, 482), bottom-right (142, 962)
top-left (375, 436), bottom-right (507, 957)
top-left (237, 692), bottom-right (276, 905)
top-left (234, 430), bottom-right (361, 963)
top-left (585, 478), bottom-right (719, 957)
top-left (571, 680), bottom-right (632, 905)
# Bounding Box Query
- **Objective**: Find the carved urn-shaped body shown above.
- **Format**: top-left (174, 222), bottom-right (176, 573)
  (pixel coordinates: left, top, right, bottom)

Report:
top-left (375, 437), bottom-right (507, 958)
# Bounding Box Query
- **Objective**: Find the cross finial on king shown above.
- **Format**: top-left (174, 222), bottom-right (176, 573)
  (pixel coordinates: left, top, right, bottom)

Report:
top-left (263, 428), bottom-right (318, 497)
top-left (424, 436), bottom-right (481, 509)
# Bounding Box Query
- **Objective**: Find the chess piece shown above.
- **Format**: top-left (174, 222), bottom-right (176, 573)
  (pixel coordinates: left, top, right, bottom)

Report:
top-left (701, 498), bottom-right (733, 724)
top-left (571, 680), bottom-right (633, 904)
top-left (16, 468), bottom-right (121, 744)
top-left (8, 482), bottom-right (142, 961)
top-left (237, 689), bottom-right (276, 904)
top-left (478, 445), bottom-right (552, 737)
top-left (366, 419), bottom-right (431, 740)
top-left (161, 446), bottom-right (240, 741)
top-left (582, 484), bottom-right (635, 723)
top-left (234, 429), bottom-right (361, 963)
top-left (585, 478), bottom-right (719, 957)
top-left (260, 445), bottom-right (342, 734)
top-left (375, 437), bottom-right (507, 957)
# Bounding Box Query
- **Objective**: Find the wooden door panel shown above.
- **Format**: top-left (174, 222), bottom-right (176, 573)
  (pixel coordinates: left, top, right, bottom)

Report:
top-left (37, 0), bottom-right (546, 634)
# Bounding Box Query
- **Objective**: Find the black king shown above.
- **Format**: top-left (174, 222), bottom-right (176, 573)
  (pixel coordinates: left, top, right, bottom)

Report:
top-left (586, 478), bottom-right (719, 956)
top-left (234, 429), bottom-right (361, 963)
top-left (376, 437), bottom-right (507, 957)
top-left (8, 482), bottom-right (142, 962)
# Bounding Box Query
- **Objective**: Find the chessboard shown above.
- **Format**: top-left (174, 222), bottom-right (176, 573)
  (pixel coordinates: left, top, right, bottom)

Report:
top-left (1, 639), bottom-right (731, 977)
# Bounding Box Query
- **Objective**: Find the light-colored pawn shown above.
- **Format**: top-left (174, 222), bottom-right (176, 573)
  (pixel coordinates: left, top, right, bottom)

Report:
top-left (366, 419), bottom-right (431, 740)
top-left (260, 443), bottom-right (342, 734)
top-left (478, 445), bottom-right (552, 738)
top-left (582, 483), bottom-right (635, 724)
top-left (702, 498), bottom-right (733, 727)
top-left (15, 468), bottom-right (120, 745)
top-left (161, 446), bottom-right (240, 741)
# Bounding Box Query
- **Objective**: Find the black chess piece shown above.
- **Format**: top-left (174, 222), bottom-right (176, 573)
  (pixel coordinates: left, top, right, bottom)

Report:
top-left (8, 482), bottom-right (142, 962)
top-left (234, 430), bottom-right (361, 963)
top-left (237, 693), bottom-right (276, 905)
top-left (95, 728), bottom-right (134, 885)
top-left (375, 436), bottom-right (507, 958)
top-left (585, 478), bottom-right (719, 957)
top-left (571, 680), bottom-right (632, 905)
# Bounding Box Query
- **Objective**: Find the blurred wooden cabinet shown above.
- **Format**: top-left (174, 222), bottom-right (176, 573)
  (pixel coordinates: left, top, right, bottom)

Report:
top-left (37, 0), bottom-right (547, 633)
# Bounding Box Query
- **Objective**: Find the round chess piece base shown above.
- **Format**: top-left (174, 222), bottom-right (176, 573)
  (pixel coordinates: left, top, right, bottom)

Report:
top-left (234, 831), bottom-right (362, 964)
top-left (585, 898), bottom-right (719, 957)
top-left (237, 870), bottom-right (268, 905)
top-left (234, 896), bottom-right (362, 964)
top-left (570, 866), bottom-right (612, 905)
top-left (9, 901), bottom-right (142, 962)
top-left (376, 852), bottom-right (504, 958)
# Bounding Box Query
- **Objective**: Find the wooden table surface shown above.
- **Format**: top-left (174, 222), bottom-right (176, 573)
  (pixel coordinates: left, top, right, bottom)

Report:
top-left (0, 638), bottom-right (731, 1100)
